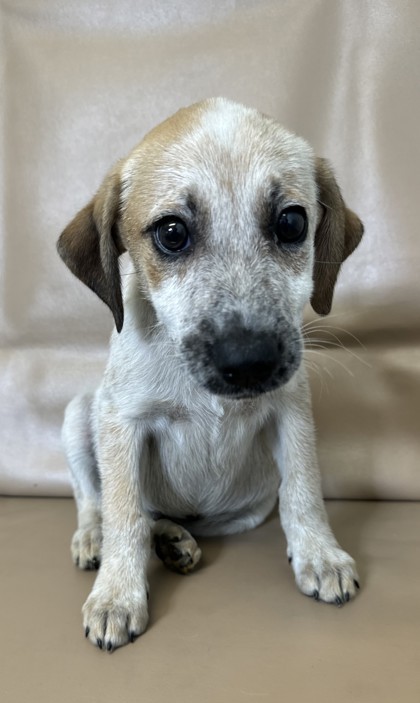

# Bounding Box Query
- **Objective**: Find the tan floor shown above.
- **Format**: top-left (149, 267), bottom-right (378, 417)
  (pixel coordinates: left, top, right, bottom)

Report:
top-left (1, 498), bottom-right (419, 703)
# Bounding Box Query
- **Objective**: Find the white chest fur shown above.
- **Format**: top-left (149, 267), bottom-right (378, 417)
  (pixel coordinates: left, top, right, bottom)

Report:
top-left (141, 400), bottom-right (279, 527)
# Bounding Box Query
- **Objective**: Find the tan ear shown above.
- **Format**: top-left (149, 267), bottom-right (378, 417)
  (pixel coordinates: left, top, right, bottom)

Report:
top-left (57, 165), bottom-right (126, 332)
top-left (311, 158), bottom-right (364, 315)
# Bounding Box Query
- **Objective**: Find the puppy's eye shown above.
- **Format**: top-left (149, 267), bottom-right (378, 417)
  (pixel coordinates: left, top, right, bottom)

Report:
top-left (154, 218), bottom-right (191, 255)
top-left (275, 206), bottom-right (308, 245)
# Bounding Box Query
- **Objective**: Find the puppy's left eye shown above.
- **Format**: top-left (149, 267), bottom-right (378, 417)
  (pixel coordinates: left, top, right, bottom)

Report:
top-left (154, 218), bottom-right (191, 255)
top-left (275, 206), bottom-right (308, 245)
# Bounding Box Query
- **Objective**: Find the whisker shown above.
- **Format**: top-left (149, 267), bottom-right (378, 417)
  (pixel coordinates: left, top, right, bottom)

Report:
top-left (304, 349), bottom-right (355, 377)
top-left (309, 325), bottom-right (366, 350)
top-left (304, 336), bottom-right (371, 368)
top-left (302, 319), bottom-right (366, 350)
top-left (304, 358), bottom-right (333, 400)
top-left (313, 260), bottom-right (345, 265)
top-left (302, 311), bottom-right (358, 329)
top-left (305, 357), bottom-right (334, 381)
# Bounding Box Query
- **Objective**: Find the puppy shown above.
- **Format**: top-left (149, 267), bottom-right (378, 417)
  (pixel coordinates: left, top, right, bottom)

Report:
top-left (58, 98), bottom-right (363, 651)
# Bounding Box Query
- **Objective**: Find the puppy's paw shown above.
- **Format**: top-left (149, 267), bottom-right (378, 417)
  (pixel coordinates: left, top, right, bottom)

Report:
top-left (71, 526), bottom-right (102, 570)
top-left (154, 523), bottom-right (202, 575)
top-left (83, 583), bottom-right (149, 651)
top-left (291, 546), bottom-right (360, 605)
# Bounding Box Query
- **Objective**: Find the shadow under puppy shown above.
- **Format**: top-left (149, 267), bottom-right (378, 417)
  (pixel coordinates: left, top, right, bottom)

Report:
top-left (57, 98), bottom-right (364, 652)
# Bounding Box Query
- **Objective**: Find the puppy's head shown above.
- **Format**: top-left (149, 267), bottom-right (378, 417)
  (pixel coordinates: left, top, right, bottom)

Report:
top-left (58, 98), bottom-right (363, 398)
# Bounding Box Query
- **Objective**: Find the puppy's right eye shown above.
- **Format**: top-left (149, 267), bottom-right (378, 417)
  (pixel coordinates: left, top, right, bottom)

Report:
top-left (275, 206), bottom-right (308, 245)
top-left (154, 218), bottom-right (191, 255)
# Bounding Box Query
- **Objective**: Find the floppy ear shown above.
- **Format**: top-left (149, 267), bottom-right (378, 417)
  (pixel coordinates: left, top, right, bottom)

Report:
top-left (57, 165), bottom-right (126, 332)
top-left (311, 158), bottom-right (364, 315)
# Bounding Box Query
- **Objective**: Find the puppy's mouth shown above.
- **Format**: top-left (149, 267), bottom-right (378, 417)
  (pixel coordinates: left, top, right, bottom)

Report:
top-left (182, 324), bottom-right (302, 399)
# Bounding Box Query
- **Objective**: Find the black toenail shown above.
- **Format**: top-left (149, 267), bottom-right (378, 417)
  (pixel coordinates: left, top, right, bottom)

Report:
top-left (313, 589), bottom-right (319, 601)
top-left (354, 579), bottom-right (360, 589)
top-left (97, 638), bottom-right (103, 649)
top-left (335, 596), bottom-right (343, 606)
top-left (345, 592), bottom-right (350, 602)
top-left (85, 626), bottom-right (90, 638)
top-left (107, 642), bottom-right (113, 652)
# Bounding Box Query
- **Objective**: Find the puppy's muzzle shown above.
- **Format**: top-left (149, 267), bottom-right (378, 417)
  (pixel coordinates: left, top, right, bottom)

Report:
top-left (182, 323), bottom-right (302, 398)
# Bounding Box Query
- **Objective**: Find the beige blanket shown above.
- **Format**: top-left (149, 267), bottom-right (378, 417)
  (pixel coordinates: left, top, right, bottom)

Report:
top-left (1, 0), bottom-right (419, 498)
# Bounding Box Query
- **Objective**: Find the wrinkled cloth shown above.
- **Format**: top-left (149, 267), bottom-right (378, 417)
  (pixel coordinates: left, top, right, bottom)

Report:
top-left (1, 0), bottom-right (419, 497)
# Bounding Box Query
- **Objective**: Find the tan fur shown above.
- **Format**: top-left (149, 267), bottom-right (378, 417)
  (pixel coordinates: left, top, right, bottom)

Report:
top-left (312, 158), bottom-right (364, 315)
top-left (134, 237), bottom-right (166, 289)
top-left (57, 165), bottom-right (126, 331)
top-left (121, 102), bottom-right (206, 227)
top-left (141, 101), bottom-right (206, 150)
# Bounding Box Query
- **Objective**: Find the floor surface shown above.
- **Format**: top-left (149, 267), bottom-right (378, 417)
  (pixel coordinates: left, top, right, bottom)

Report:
top-left (1, 498), bottom-right (419, 702)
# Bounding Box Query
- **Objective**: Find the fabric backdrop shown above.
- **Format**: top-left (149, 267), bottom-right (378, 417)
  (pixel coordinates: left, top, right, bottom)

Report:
top-left (1, 0), bottom-right (419, 498)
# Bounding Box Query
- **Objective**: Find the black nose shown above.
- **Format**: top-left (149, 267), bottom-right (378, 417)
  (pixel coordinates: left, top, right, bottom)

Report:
top-left (212, 332), bottom-right (279, 388)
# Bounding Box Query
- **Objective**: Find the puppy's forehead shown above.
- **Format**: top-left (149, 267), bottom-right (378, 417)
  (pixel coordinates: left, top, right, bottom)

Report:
top-left (121, 98), bottom-right (315, 216)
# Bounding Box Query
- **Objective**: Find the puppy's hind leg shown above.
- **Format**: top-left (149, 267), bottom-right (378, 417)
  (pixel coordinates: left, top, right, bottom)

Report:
top-left (62, 394), bottom-right (102, 570)
top-left (153, 519), bottom-right (202, 575)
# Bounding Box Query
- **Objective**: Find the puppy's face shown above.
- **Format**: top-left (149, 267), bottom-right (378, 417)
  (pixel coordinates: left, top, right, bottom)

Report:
top-left (58, 98), bottom-right (364, 399)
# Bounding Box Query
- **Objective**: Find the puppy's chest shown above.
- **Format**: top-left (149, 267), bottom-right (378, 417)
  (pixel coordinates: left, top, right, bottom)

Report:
top-left (142, 403), bottom-right (274, 515)
top-left (154, 408), bottom-right (259, 475)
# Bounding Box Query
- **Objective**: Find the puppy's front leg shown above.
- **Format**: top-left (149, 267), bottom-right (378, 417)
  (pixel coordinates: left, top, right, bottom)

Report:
top-left (274, 377), bottom-right (360, 605)
top-left (83, 404), bottom-right (150, 651)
